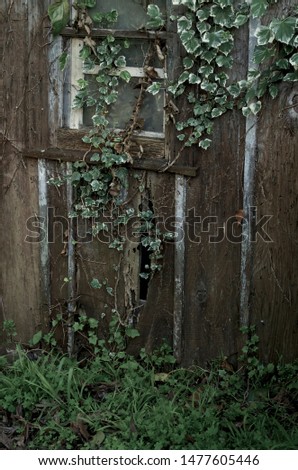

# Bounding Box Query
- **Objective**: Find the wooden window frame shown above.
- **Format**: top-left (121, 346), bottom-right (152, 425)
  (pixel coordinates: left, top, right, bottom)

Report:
top-left (25, 1), bottom-right (198, 177)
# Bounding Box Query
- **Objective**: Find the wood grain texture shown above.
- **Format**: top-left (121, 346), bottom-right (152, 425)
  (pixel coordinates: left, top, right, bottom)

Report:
top-left (251, 83), bottom-right (298, 362)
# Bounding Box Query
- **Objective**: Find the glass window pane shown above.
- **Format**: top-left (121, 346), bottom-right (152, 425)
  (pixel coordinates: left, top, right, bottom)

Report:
top-left (83, 76), bottom-right (164, 133)
top-left (120, 39), bottom-right (164, 68)
top-left (89, 0), bottom-right (166, 30)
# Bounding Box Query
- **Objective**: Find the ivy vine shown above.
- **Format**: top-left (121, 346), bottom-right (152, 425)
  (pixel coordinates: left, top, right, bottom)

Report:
top-left (47, 0), bottom-right (298, 291)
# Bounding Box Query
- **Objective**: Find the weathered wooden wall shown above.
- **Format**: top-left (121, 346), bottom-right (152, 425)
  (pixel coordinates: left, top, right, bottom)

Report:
top-left (0, 0), bottom-right (298, 364)
top-left (0, 1), bottom-right (49, 341)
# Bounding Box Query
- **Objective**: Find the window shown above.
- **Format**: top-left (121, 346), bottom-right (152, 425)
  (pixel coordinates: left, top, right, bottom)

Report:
top-left (62, 0), bottom-right (171, 163)
top-left (42, 0), bottom-right (197, 176)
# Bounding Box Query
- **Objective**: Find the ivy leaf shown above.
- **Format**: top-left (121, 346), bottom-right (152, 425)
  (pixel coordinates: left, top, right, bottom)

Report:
top-left (284, 71), bottom-right (298, 82)
top-left (147, 4), bottom-right (165, 29)
top-left (270, 17), bottom-right (297, 45)
top-left (181, 0), bottom-right (197, 12)
top-left (227, 83), bottom-right (241, 97)
top-left (104, 91), bottom-right (118, 105)
top-left (181, 32), bottom-right (201, 54)
top-left (289, 53), bottom-right (298, 68)
top-left (255, 26), bottom-right (275, 46)
top-left (216, 55), bottom-right (233, 68)
top-left (70, 171), bottom-right (82, 183)
top-left (201, 49), bottom-right (217, 63)
top-left (201, 80), bottom-right (217, 93)
top-left (202, 30), bottom-right (232, 48)
top-left (196, 8), bottom-right (210, 22)
top-left (188, 73), bottom-right (201, 84)
top-left (250, 0), bottom-right (269, 18)
top-left (114, 56), bottom-right (126, 68)
top-left (177, 16), bottom-right (193, 33)
top-left (59, 52), bottom-right (69, 71)
top-left (199, 65), bottom-right (213, 77)
top-left (199, 138), bottom-right (212, 150)
top-left (249, 101), bottom-right (262, 115)
top-left (119, 70), bottom-right (131, 83)
top-left (211, 107), bottom-right (225, 118)
top-left (210, 5), bottom-right (234, 27)
top-left (147, 82), bottom-right (162, 95)
top-left (125, 328), bottom-right (140, 339)
top-left (178, 71), bottom-right (190, 85)
top-left (183, 57), bottom-right (194, 70)
top-left (48, 0), bottom-right (70, 36)
top-left (253, 45), bottom-right (275, 64)
top-left (234, 14), bottom-right (248, 28)
top-left (218, 40), bottom-right (234, 56)
top-left (196, 21), bottom-right (211, 35)
top-left (269, 84), bottom-right (279, 99)
top-left (90, 278), bottom-right (102, 289)
top-left (275, 58), bottom-right (290, 69)
top-left (32, 330), bottom-right (43, 346)
top-left (90, 153), bottom-right (100, 162)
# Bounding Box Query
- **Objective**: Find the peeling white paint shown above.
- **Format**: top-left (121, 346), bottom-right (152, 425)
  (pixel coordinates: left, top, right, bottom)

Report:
top-left (38, 159), bottom-right (50, 308)
top-left (173, 174), bottom-right (186, 361)
top-left (240, 17), bottom-right (260, 327)
top-left (69, 39), bottom-right (84, 129)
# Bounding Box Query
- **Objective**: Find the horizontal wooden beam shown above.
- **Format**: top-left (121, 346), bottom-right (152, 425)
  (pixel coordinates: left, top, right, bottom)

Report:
top-left (23, 148), bottom-right (198, 177)
top-left (61, 27), bottom-right (169, 40)
top-left (57, 128), bottom-right (165, 160)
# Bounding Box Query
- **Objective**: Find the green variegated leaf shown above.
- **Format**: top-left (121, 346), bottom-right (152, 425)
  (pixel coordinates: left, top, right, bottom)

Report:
top-left (199, 65), bottom-right (213, 77)
top-left (196, 21), bottom-right (211, 34)
top-left (242, 106), bottom-right (251, 117)
top-left (234, 14), bottom-right (248, 28)
top-left (211, 107), bottom-right (225, 118)
top-left (289, 53), bottom-right (298, 68)
top-left (114, 56), bottom-right (126, 68)
top-left (177, 15), bottom-right (193, 33)
top-left (218, 40), bottom-right (234, 56)
top-left (199, 138), bottom-right (212, 149)
top-left (255, 26), bottom-right (275, 45)
top-left (249, 101), bottom-right (262, 115)
top-left (201, 80), bottom-right (217, 93)
top-left (189, 73), bottom-right (201, 84)
top-left (147, 82), bottom-right (162, 95)
top-left (178, 71), bottom-right (190, 85)
top-left (59, 52), bottom-right (69, 71)
top-left (90, 278), bottom-right (102, 289)
top-left (216, 55), bottom-right (233, 68)
top-left (270, 17), bottom-right (297, 45)
top-left (196, 8), bottom-right (210, 22)
top-left (210, 5), bottom-right (234, 27)
top-left (183, 57), bottom-right (194, 69)
top-left (275, 58), bottom-right (290, 69)
top-left (284, 71), bottom-right (298, 82)
top-left (201, 49), bottom-right (217, 63)
top-left (119, 70), bottom-right (131, 83)
top-left (269, 84), bottom-right (279, 99)
top-left (104, 91), bottom-right (118, 105)
top-left (202, 30), bottom-right (232, 48)
top-left (251, 0), bottom-right (269, 18)
top-left (227, 83), bottom-right (241, 97)
top-left (182, 0), bottom-right (197, 12)
top-left (253, 45), bottom-right (275, 64)
top-left (48, 0), bottom-right (70, 36)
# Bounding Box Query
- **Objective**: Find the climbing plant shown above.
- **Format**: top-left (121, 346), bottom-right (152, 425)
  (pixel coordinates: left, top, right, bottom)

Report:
top-left (47, 0), bottom-right (297, 313)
